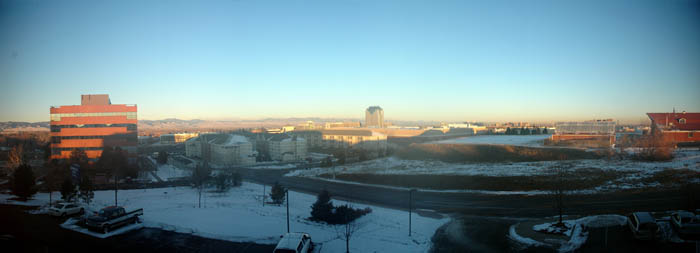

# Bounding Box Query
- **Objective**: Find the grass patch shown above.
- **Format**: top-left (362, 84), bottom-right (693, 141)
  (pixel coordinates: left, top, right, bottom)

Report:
top-left (396, 143), bottom-right (603, 163)
top-left (642, 168), bottom-right (700, 186)
top-left (320, 167), bottom-right (625, 191)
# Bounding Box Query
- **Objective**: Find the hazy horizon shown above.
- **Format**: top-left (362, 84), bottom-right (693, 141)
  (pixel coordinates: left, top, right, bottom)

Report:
top-left (2, 0), bottom-right (699, 123)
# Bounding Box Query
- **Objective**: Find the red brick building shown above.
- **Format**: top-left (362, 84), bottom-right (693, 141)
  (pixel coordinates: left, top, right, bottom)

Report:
top-left (50, 94), bottom-right (137, 163)
top-left (647, 112), bottom-right (700, 145)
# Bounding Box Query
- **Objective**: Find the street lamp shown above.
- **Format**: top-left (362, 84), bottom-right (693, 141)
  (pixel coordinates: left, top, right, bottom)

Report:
top-left (286, 189), bottom-right (290, 233)
top-left (409, 189), bottom-right (416, 237)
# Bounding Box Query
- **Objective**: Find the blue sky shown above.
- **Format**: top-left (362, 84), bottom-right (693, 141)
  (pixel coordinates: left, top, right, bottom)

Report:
top-left (1, 0), bottom-right (699, 123)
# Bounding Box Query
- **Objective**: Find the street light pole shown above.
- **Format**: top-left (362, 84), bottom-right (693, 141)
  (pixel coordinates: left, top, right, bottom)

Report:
top-left (286, 190), bottom-right (290, 233)
top-left (409, 189), bottom-right (415, 237)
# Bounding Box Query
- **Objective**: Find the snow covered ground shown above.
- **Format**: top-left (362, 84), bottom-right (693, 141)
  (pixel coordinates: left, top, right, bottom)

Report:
top-left (1, 182), bottom-right (448, 253)
top-left (152, 164), bottom-right (191, 181)
top-left (433, 135), bottom-right (552, 147)
top-left (287, 149), bottom-right (700, 193)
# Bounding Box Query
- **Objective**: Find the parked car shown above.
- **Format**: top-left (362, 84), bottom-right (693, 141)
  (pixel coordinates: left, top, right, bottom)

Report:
top-left (85, 206), bottom-right (143, 233)
top-left (671, 211), bottom-right (700, 236)
top-left (627, 212), bottom-right (660, 240)
top-left (48, 203), bottom-right (83, 217)
top-left (273, 232), bottom-right (313, 253)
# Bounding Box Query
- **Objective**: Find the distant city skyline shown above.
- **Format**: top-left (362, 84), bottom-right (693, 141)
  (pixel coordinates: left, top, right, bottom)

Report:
top-left (1, 0), bottom-right (699, 123)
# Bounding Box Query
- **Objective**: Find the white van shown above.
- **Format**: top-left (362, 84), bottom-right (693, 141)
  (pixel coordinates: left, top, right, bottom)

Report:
top-left (273, 232), bottom-right (313, 253)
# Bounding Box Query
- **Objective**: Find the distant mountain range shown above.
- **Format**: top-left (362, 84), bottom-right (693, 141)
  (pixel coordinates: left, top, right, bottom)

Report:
top-left (0, 118), bottom-right (437, 133)
top-left (0, 121), bottom-right (50, 132)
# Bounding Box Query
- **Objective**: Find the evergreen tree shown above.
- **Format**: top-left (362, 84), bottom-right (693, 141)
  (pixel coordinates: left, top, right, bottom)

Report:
top-left (157, 151), bottom-right (169, 164)
top-left (11, 164), bottom-right (37, 201)
top-left (543, 128), bottom-right (548, 134)
top-left (214, 173), bottom-right (231, 192)
top-left (231, 172), bottom-right (242, 187)
top-left (60, 178), bottom-right (76, 202)
top-left (69, 148), bottom-right (89, 169)
top-left (310, 189), bottom-right (334, 222)
top-left (270, 182), bottom-right (286, 204)
top-left (505, 127), bottom-right (511, 135)
top-left (79, 175), bottom-right (94, 205)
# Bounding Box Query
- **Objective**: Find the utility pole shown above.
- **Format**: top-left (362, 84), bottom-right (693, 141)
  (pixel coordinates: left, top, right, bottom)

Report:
top-left (286, 190), bottom-right (290, 233)
top-left (114, 172), bottom-right (118, 206)
top-left (409, 189), bottom-right (412, 237)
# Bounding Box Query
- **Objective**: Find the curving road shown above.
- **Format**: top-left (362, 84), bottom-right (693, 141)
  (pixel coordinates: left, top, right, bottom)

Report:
top-left (239, 168), bottom-right (693, 217)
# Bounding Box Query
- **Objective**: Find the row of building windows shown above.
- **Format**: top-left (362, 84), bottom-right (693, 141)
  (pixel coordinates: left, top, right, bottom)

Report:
top-left (51, 147), bottom-right (103, 155)
top-left (51, 134), bottom-right (137, 144)
top-left (50, 111), bottom-right (137, 121)
top-left (50, 124), bottom-right (137, 132)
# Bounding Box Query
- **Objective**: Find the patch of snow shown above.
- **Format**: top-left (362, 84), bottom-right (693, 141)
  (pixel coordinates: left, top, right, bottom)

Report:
top-left (223, 134), bottom-right (249, 145)
top-left (301, 176), bottom-right (597, 196)
top-left (509, 223), bottom-right (546, 248)
top-left (433, 135), bottom-right (552, 147)
top-left (559, 224), bottom-right (588, 253)
top-left (533, 221), bottom-right (575, 237)
top-left (530, 215), bottom-right (627, 252)
top-left (251, 164), bottom-right (298, 170)
top-left (60, 217), bottom-right (143, 238)
top-left (154, 164), bottom-right (191, 181)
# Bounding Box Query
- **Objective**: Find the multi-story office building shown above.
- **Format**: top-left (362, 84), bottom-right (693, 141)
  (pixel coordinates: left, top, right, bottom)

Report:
top-left (50, 94), bottom-right (137, 163)
top-left (268, 134), bottom-right (307, 162)
top-left (160, 133), bottom-right (199, 144)
top-left (185, 133), bottom-right (256, 166)
top-left (365, 106), bottom-right (384, 128)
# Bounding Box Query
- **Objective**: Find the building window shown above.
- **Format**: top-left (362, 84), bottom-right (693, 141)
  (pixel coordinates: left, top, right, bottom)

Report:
top-left (690, 132), bottom-right (694, 138)
top-left (679, 118), bottom-right (686, 124)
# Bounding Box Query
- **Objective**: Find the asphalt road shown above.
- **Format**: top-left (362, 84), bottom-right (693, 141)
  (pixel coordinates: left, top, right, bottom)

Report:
top-left (240, 168), bottom-right (695, 217)
top-left (0, 204), bottom-right (276, 253)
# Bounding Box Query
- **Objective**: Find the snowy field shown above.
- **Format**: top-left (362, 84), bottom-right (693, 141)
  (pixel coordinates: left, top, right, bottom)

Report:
top-left (287, 149), bottom-right (700, 193)
top-left (432, 135), bottom-right (552, 147)
top-left (1, 182), bottom-right (448, 253)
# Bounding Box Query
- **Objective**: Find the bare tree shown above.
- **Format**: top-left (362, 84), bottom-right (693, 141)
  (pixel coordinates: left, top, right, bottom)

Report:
top-left (44, 159), bottom-right (65, 205)
top-left (191, 162), bottom-right (211, 208)
top-left (334, 205), bottom-right (366, 253)
top-left (550, 164), bottom-right (572, 226)
top-left (8, 145), bottom-right (25, 170)
top-left (636, 132), bottom-right (674, 161)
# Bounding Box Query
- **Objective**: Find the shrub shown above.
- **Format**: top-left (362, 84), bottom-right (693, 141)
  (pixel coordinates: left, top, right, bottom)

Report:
top-left (11, 164), bottom-right (36, 201)
top-left (310, 189), bottom-right (333, 222)
top-left (60, 178), bottom-right (76, 201)
top-left (309, 190), bottom-right (372, 224)
top-left (634, 133), bottom-right (674, 161)
top-left (270, 182), bottom-right (286, 204)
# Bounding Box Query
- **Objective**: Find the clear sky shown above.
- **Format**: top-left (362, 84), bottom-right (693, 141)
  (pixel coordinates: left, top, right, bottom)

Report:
top-left (1, 0), bottom-right (699, 123)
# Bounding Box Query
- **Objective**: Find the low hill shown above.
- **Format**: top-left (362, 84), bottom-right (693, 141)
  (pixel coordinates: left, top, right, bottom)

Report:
top-left (396, 143), bottom-right (604, 163)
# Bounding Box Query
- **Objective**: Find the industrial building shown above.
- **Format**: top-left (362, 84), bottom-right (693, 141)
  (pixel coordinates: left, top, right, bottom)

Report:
top-left (185, 133), bottom-right (256, 166)
top-left (365, 106), bottom-right (385, 128)
top-left (50, 94), bottom-right (137, 163)
top-left (548, 120), bottom-right (616, 148)
top-left (647, 112), bottom-right (700, 146)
